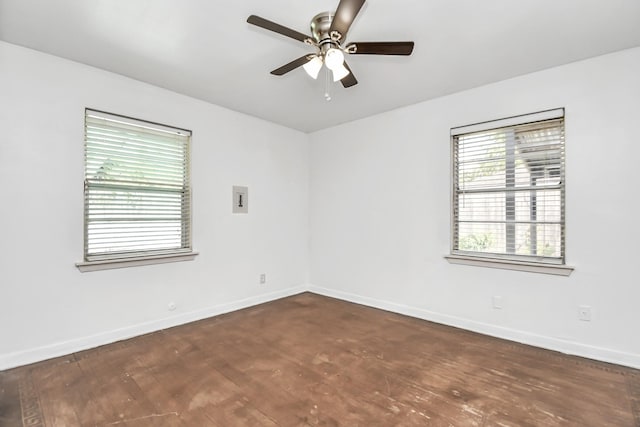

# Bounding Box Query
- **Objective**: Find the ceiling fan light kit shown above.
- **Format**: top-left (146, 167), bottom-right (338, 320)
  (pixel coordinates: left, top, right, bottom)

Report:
top-left (247, 0), bottom-right (414, 90)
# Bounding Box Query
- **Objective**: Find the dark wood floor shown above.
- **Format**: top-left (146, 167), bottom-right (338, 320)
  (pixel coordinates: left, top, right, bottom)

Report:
top-left (1, 293), bottom-right (639, 426)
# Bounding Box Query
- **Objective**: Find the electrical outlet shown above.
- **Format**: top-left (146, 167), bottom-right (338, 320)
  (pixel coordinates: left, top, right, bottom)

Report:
top-left (492, 296), bottom-right (503, 309)
top-left (260, 273), bottom-right (266, 284)
top-left (578, 305), bottom-right (591, 321)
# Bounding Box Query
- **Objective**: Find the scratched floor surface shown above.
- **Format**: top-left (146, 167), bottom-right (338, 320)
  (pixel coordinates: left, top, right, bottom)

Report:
top-left (1, 292), bottom-right (639, 426)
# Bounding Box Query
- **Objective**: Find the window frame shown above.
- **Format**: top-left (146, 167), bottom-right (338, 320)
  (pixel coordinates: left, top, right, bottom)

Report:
top-left (445, 108), bottom-right (573, 276)
top-left (76, 109), bottom-right (197, 272)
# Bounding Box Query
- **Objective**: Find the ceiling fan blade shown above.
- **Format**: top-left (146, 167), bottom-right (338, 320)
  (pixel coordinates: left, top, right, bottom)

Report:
top-left (270, 55), bottom-right (313, 76)
top-left (346, 41), bottom-right (414, 55)
top-left (329, 0), bottom-right (366, 39)
top-left (247, 15), bottom-right (311, 43)
top-left (340, 62), bottom-right (358, 88)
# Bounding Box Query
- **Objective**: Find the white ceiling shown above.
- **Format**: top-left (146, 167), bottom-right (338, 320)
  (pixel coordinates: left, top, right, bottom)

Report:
top-left (1, 0), bottom-right (639, 132)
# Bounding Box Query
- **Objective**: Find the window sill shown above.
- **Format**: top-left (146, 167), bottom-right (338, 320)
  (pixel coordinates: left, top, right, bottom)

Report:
top-left (76, 252), bottom-right (198, 272)
top-left (444, 255), bottom-right (574, 276)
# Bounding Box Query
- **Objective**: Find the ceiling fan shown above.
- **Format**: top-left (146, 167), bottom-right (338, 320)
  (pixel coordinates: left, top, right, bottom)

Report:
top-left (247, 0), bottom-right (414, 88)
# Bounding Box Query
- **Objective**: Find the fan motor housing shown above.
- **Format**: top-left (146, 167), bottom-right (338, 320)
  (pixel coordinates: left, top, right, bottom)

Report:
top-left (310, 12), bottom-right (335, 44)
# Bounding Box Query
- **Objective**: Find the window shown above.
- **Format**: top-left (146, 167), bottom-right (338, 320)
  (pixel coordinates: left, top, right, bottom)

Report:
top-left (78, 109), bottom-right (195, 271)
top-left (448, 109), bottom-right (571, 274)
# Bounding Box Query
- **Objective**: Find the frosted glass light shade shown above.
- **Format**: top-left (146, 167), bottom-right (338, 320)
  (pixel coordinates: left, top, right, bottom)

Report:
top-left (324, 48), bottom-right (345, 70)
top-left (303, 56), bottom-right (323, 79)
top-left (331, 63), bottom-right (350, 82)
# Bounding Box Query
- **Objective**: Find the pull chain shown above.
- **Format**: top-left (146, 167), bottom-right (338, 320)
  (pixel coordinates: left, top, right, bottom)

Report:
top-left (324, 68), bottom-right (332, 101)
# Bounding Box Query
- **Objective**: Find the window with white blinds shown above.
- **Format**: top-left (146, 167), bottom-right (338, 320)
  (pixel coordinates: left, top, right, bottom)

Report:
top-left (451, 109), bottom-right (565, 264)
top-left (83, 109), bottom-right (192, 262)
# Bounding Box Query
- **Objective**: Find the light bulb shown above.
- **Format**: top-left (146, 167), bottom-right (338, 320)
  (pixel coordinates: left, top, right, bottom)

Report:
top-left (324, 48), bottom-right (345, 71)
top-left (303, 55), bottom-right (323, 79)
top-left (331, 63), bottom-right (350, 82)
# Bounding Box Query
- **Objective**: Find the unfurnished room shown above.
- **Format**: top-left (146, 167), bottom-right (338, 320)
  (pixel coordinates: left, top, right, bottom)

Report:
top-left (1, 0), bottom-right (639, 425)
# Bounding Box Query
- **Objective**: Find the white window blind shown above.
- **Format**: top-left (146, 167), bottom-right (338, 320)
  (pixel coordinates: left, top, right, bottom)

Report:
top-left (83, 109), bottom-right (192, 262)
top-left (451, 109), bottom-right (565, 264)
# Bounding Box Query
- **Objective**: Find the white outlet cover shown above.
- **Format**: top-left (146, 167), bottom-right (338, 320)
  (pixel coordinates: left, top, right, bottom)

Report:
top-left (578, 305), bottom-right (592, 321)
top-left (492, 296), bottom-right (503, 309)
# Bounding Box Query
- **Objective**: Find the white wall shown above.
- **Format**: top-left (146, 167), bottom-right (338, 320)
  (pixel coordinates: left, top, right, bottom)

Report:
top-left (309, 47), bottom-right (640, 368)
top-left (2, 39), bottom-right (639, 371)
top-left (0, 41), bottom-right (309, 369)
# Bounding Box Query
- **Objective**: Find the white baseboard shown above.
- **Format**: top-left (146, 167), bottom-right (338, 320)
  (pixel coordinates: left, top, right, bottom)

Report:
top-left (0, 285), bottom-right (307, 371)
top-left (307, 285), bottom-right (640, 370)
top-left (3, 284), bottom-right (638, 371)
